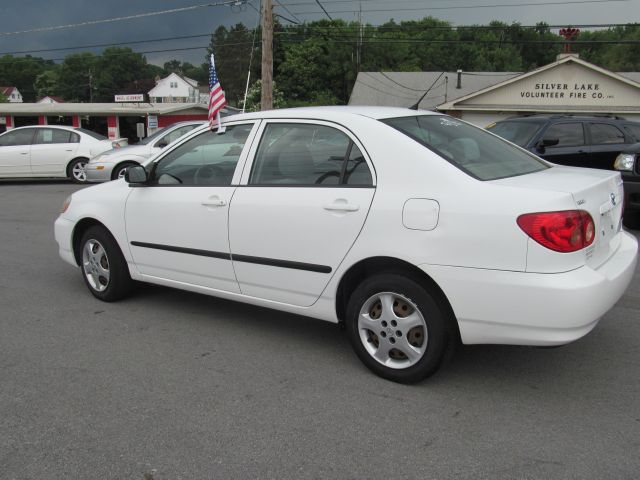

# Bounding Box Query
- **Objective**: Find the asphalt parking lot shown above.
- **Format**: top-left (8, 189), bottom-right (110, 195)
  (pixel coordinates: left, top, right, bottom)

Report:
top-left (1, 180), bottom-right (639, 479)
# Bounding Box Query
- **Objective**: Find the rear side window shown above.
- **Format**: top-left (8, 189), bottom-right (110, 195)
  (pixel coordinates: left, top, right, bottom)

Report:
top-left (0, 129), bottom-right (35, 146)
top-left (157, 124), bottom-right (199, 147)
top-left (249, 123), bottom-right (373, 186)
top-left (383, 115), bottom-right (548, 181)
top-left (542, 123), bottom-right (584, 147)
top-left (589, 123), bottom-right (626, 145)
top-left (35, 128), bottom-right (73, 144)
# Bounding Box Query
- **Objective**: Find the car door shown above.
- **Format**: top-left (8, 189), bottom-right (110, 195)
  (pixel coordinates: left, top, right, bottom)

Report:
top-left (535, 122), bottom-right (590, 167)
top-left (0, 128), bottom-right (36, 176)
top-left (30, 128), bottom-right (80, 175)
top-left (125, 122), bottom-right (259, 292)
top-left (229, 120), bottom-right (376, 307)
top-left (587, 122), bottom-right (628, 170)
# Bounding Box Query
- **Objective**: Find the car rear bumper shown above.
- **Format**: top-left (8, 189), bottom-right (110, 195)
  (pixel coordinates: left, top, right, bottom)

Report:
top-left (85, 162), bottom-right (114, 183)
top-left (419, 230), bottom-right (638, 346)
top-left (55, 215), bottom-right (77, 267)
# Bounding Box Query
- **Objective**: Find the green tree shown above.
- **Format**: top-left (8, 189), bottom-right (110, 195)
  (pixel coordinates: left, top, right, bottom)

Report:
top-left (56, 52), bottom-right (97, 102)
top-left (0, 55), bottom-right (56, 101)
top-left (34, 68), bottom-right (60, 99)
top-left (92, 47), bottom-right (150, 101)
top-left (242, 79), bottom-right (285, 111)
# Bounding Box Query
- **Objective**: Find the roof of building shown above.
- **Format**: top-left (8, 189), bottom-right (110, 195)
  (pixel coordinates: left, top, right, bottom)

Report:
top-left (349, 72), bottom-right (521, 110)
top-left (0, 102), bottom-right (210, 116)
top-left (0, 86), bottom-right (18, 96)
top-left (37, 96), bottom-right (65, 103)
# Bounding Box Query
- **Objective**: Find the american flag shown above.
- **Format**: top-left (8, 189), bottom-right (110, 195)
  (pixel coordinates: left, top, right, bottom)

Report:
top-left (208, 53), bottom-right (226, 129)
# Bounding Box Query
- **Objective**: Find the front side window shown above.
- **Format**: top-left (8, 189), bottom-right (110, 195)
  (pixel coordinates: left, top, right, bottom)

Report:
top-left (624, 124), bottom-right (640, 141)
top-left (153, 124), bottom-right (252, 186)
top-left (35, 128), bottom-right (73, 144)
top-left (249, 123), bottom-right (372, 186)
top-left (383, 115), bottom-right (548, 181)
top-left (542, 122), bottom-right (585, 147)
top-left (0, 129), bottom-right (35, 147)
top-left (589, 123), bottom-right (625, 145)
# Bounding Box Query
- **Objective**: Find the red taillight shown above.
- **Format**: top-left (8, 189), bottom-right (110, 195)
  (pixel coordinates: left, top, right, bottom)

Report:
top-left (517, 210), bottom-right (595, 253)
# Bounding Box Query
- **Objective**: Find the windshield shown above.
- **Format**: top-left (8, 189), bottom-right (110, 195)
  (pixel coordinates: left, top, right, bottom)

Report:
top-left (486, 120), bottom-right (543, 147)
top-left (74, 128), bottom-right (107, 140)
top-left (139, 126), bottom-right (170, 145)
top-left (382, 115), bottom-right (549, 181)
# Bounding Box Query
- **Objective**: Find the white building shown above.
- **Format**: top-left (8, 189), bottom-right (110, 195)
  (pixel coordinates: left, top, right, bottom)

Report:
top-left (1, 87), bottom-right (23, 103)
top-left (349, 54), bottom-right (640, 127)
top-left (148, 73), bottom-right (203, 104)
top-left (37, 96), bottom-right (65, 104)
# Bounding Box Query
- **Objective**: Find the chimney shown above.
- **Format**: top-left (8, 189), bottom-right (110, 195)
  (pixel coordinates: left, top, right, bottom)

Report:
top-left (456, 70), bottom-right (462, 89)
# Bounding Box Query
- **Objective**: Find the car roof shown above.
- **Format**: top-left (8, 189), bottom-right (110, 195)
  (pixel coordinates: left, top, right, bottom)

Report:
top-left (497, 115), bottom-right (636, 123)
top-left (223, 106), bottom-right (441, 123)
top-left (7, 125), bottom-right (78, 131)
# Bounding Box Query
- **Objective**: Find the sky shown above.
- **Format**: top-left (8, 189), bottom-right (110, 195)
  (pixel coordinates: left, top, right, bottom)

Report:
top-left (0, 0), bottom-right (638, 67)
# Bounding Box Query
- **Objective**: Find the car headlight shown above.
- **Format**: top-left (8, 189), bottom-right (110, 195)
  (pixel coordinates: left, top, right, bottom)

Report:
top-left (614, 153), bottom-right (636, 171)
top-left (61, 195), bottom-right (72, 213)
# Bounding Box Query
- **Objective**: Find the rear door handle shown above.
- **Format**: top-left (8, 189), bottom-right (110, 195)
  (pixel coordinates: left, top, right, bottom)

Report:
top-left (323, 202), bottom-right (359, 212)
top-left (20, 152), bottom-right (28, 155)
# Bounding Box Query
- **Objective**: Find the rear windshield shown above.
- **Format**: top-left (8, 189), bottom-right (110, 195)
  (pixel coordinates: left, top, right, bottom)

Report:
top-left (74, 128), bottom-right (107, 140)
top-left (486, 120), bottom-right (543, 147)
top-left (382, 115), bottom-right (549, 181)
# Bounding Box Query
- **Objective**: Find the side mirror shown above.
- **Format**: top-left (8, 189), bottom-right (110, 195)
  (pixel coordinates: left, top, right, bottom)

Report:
top-left (125, 165), bottom-right (148, 185)
top-left (536, 137), bottom-right (559, 153)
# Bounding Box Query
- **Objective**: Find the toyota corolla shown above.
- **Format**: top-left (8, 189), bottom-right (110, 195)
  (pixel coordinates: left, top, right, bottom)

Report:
top-left (55, 107), bottom-right (638, 383)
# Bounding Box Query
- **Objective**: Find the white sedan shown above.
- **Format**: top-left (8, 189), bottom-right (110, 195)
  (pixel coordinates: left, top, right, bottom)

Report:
top-left (54, 107), bottom-right (638, 383)
top-left (0, 126), bottom-right (127, 183)
top-left (86, 121), bottom-right (205, 182)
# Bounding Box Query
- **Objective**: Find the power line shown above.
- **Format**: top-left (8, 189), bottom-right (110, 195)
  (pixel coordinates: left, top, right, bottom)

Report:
top-left (274, 0), bottom-right (303, 23)
top-left (0, 1), bottom-right (248, 37)
top-left (375, 72), bottom-right (431, 92)
top-left (314, 0), bottom-right (334, 20)
top-left (288, 0), bottom-right (630, 15)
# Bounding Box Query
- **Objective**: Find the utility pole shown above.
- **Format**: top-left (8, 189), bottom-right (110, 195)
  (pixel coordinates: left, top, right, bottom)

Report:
top-left (261, 0), bottom-right (273, 110)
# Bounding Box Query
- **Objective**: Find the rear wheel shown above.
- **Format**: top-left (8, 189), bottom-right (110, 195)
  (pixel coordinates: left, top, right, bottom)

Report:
top-left (68, 158), bottom-right (89, 184)
top-left (346, 273), bottom-right (455, 383)
top-left (80, 226), bottom-right (134, 301)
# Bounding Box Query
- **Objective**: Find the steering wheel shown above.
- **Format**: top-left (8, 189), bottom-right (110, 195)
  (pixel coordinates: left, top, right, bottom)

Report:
top-left (194, 165), bottom-right (224, 185)
top-left (315, 170), bottom-right (341, 184)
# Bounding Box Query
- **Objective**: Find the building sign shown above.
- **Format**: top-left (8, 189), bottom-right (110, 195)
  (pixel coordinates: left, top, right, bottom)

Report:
top-left (147, 115), bottom-right (158, 129)
top-left (519, 82), bottom-right (612, 101)
top-left (0, 116), bottom-right (5, 125)
top-left (114, 94), bottom-right (144, 102)
top-left (447, 59), bottom-right (640, 110)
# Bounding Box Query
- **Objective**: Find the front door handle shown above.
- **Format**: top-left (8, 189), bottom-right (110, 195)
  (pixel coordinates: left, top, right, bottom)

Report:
top-left (323, 202), bottom-right (359, 212)
top-left (201, 196), bottom-right (227, 207)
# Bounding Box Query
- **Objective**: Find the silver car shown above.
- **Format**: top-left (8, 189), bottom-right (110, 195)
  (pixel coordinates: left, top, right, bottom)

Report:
top-left (86, 121), bottom-right (205, 182)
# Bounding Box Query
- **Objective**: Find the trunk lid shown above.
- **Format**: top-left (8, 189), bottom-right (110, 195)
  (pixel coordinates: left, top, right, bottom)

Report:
top-left (493, 165), bottom-right (624, 269)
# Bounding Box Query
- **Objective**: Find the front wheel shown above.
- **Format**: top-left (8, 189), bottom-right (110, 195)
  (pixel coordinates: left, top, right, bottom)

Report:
top-left (112, 162), bottom-right (137, 181)
top-left (80, 226), bottom-right (134, 301)
top-left (68, 158), bottom-right (89, 184)
top-left (346, 273), bottom-right (456, 383)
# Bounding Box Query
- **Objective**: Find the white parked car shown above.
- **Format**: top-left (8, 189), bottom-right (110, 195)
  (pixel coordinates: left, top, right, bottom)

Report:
top-left (0, 125), bottom-right (127, 183)
top-left (54, 107), bottom-right (638, 383)
top-left (86, 121), bottom-right (206, 182)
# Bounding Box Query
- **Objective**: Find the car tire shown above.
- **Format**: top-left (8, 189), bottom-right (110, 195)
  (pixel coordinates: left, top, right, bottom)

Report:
top-left (112, 162), bottom-right (137, 181)
top-left (68, 158), bottom-right (89, 184)
top-left (346, 273), bottom-right (456, 384)
top-left (79, 226), bottom-right (134, 302)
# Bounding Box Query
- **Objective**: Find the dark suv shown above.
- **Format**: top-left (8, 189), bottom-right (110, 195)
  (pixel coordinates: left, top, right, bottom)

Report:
top-left (487, 115), bottom-right (640, 228)
top-left (487, 115), bottom-right (640, 170)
